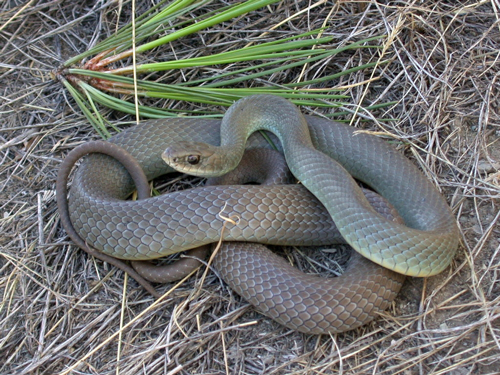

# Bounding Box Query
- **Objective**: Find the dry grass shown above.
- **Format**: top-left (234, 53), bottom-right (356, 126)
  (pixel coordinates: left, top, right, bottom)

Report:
top-left (1, 0), bottom-right (499, 374)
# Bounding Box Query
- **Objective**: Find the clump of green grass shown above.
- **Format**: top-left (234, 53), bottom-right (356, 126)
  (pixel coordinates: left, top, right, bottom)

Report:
top-left (55, 0), bottom-right (392, 137)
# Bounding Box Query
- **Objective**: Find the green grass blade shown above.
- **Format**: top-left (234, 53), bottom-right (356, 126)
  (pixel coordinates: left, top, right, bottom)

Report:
top-left (134, 0), bottom-right (281, 54)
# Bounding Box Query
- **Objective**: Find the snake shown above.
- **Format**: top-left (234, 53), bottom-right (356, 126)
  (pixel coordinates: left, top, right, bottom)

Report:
top-left (56, 95), bottom-right (458, 334)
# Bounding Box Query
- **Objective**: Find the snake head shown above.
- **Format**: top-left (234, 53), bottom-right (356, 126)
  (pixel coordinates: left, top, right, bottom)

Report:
top-left (163, 141), bottom-right (223, 177)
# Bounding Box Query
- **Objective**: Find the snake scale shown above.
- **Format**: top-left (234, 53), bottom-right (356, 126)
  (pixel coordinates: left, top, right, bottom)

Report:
top-left (57, 95), bottom-right (458, 334)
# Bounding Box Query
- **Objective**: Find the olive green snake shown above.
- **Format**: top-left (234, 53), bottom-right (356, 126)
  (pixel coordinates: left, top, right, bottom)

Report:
top-left (56, 95), bottom-right (458, 334)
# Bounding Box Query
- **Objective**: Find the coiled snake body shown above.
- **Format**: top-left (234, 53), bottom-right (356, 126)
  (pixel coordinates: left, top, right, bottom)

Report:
top-left (57, 95), bottom-right (458, 334)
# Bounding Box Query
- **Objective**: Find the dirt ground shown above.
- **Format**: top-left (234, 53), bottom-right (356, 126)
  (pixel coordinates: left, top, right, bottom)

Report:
top-left (1, 1), bottom-right (499, 374)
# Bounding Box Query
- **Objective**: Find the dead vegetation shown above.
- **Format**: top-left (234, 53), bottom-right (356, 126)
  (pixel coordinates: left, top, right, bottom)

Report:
top-left (1, 0), bottom-right (499, 374)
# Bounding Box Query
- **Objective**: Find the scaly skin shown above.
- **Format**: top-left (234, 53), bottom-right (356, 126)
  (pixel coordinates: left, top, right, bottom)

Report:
top-left (57, 95), bottom-right (458, 333)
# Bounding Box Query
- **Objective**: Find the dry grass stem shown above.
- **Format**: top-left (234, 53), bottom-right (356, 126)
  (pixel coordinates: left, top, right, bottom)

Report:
top-left (1, 0), bottom-right (499, 374)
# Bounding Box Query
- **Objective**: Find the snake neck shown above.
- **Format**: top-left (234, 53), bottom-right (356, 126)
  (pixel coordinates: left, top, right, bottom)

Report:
top-left (219, 95), bottom-right (314, 174)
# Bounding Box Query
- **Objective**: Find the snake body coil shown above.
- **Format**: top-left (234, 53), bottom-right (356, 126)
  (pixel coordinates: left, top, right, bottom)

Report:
top-left (58, 95), bottom-right (458, 333)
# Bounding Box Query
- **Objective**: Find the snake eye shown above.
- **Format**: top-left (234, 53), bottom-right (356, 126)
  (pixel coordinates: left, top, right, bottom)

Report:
top-left (187, 155), bottom-right (200, 165)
